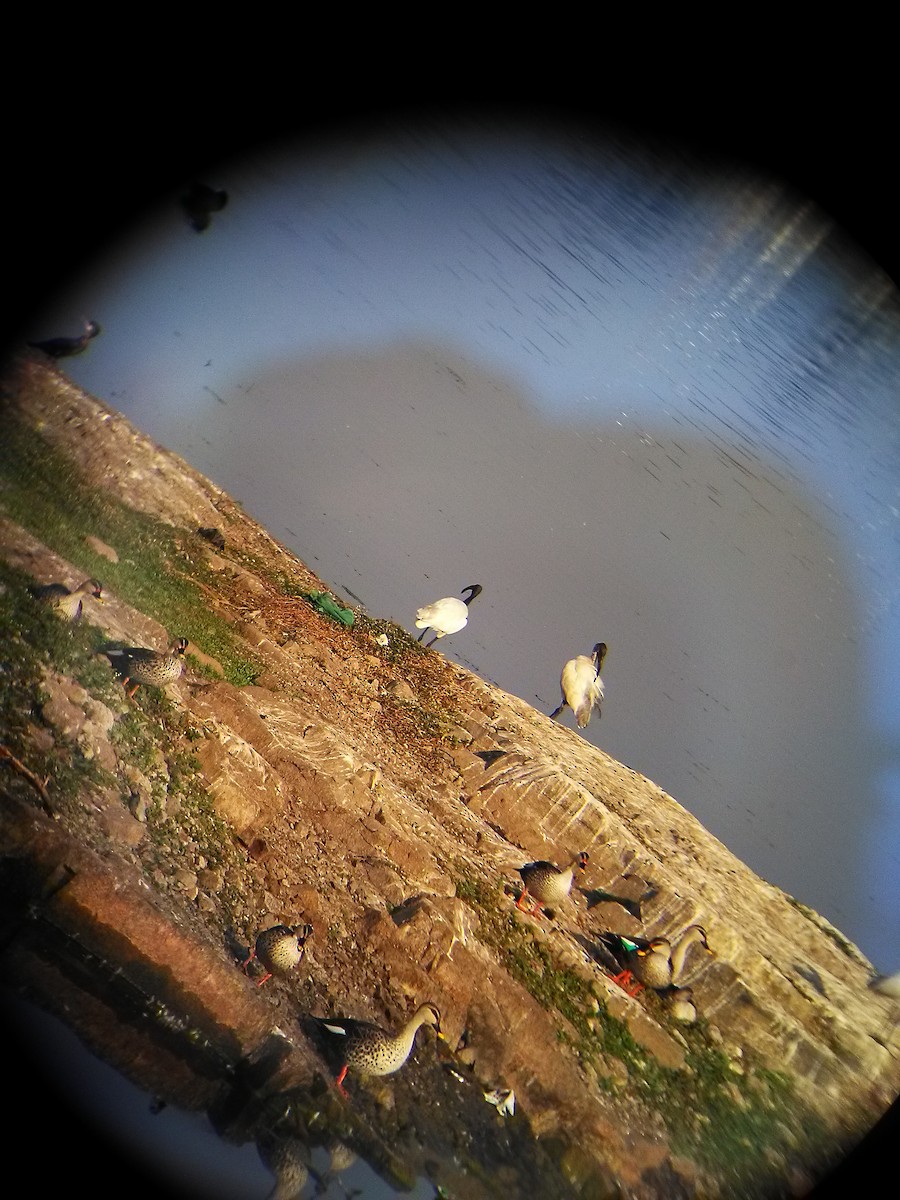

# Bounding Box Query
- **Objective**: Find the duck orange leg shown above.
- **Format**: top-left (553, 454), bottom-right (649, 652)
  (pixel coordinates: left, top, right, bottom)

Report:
top-left (610, 968), bottom-right (643, 997)
top-left (515, 890), bottom-right (544, 917)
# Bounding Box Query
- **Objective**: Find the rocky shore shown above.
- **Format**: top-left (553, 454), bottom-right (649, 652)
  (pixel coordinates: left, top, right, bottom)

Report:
top-left (1, 353), bottom-right (898, 1199)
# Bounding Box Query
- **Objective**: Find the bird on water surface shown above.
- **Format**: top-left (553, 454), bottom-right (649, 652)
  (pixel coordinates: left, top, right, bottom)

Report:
top-left (597, 925), bottom-right (711, 996)
top-left (102, 637), bottom-right (188, 697)
top-left (314, 1002), bottom-right (443, 1095)
top-left (33, 578), bottom-right (102, 622)
top-left (29, 319), bottom-right (101, 358)
top-left (415, 584), bottom-right (482, 648)
top-left (549, 641), bottom-right (607, 729)
top-left (180, 182), bottom-right (229, 232)
top-left (242, 923), bottom-right (313, 986)
top-left (516, 851), bottom-right (589, 918)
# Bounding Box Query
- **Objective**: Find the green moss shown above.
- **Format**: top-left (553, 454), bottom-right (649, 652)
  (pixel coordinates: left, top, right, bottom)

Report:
top-left (0, 553), bottom-right (249, 925)
top-left (0, 415), bottom-right (259, 688)
top-left (453, 872), bottom-right (827, 1196)
top-left (353, 613), bottom-right (429, 665)
top-left (0, 560), bottom-right (115, 803)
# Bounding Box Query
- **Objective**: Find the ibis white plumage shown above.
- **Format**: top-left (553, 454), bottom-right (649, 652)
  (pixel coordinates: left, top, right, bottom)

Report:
top-left (415, 584), bottom-right (482, 648)
top-left (549, 641), bottom-right (607, 729)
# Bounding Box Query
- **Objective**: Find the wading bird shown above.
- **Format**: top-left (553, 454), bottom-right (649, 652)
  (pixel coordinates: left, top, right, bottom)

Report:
top-left (549, 641), bottom-right (607, 729)
top-left (415, 584), bottom-right (482, 648)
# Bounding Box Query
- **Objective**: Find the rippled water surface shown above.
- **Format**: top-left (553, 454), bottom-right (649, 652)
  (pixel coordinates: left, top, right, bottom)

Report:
top-left (38, 118), bottom-right (900, 974)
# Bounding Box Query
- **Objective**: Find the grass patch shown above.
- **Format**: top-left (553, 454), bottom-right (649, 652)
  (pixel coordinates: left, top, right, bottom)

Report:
top-left (0, 555), bottom-right (248, 925)
top-left (0, 414), bottom-right (260, 688)
top-left (0, 559), bottom-right (119, 804)
top-left (453, 872), bottom-right (828, 1196)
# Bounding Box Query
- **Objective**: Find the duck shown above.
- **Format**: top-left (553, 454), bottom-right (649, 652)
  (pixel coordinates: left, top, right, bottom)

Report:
top-left (102, 637), bottom-right (188, 697)
top-left (314, 1002), bottom-right (443, 1094)
top-left (597, 925), bottom-right (710, 995)
top-left (516, 851), bottom-right (589, 917)
top-left (180, 182), bottom-right (228, 232)
top-left (29, 319), bottom-right (101, 358)
top-left (32, 577), bottom-right (103, 622)
top-left (663, 985), bottom-right (699, 1023)
top-left (415, 584), bottom-right (482, 648)
top-left (549, 642), bottom-right (607, 728)
top-left (242, 923), bottom-right (313, 986)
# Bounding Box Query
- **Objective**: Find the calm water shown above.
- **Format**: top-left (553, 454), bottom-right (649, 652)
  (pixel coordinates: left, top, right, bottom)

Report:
top-left (32, 118), bottom-right (900, 977)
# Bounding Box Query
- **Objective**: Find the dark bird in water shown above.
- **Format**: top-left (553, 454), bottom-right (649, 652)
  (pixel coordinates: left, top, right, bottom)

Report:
top-left (415, 584), bottom-right (482, 648)
top-left (181, 182), bottom-right (228, 232)
top-left (29, 319), bottom-right (101, 358)
top-left (549, 641), bottom-right (607, 728)
top-left (102, 637), bottom-right (188, 697)
top-left (516, 851), bottom-right (589, 918)
top-left (313, 1003), bottom-right (443, 1096)
top-left (32, 577), bottom-right (103, 622)
top-left (242, 923), bottom-right (313, 986)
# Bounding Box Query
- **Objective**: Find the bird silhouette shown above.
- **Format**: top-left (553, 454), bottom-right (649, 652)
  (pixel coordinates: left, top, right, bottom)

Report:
top-left (180, 182), bottom-right (228, 232)
top-left (29, 319), bottom-right (101, 358)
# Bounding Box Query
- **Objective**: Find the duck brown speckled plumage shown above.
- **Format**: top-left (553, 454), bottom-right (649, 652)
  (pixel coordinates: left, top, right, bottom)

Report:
top-left (102, 637), bottom-right (188, 697)
top-left (33, 577), bottom-right (103, 622)
top-left (597, 925), bottom-right (711, 995)
top-left (663, 985), bottom-right (699, 1023)
top-left (315, 1003), bottom-right (443, 1095)
top-left (516, 851), bottom-right (589, 917)
top-left (242, 923), bottom-right (313, 986)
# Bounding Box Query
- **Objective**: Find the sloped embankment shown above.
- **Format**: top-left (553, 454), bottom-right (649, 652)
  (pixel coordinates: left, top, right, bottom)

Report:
top-left (1, 353), bottom-right (898, 1199)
